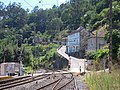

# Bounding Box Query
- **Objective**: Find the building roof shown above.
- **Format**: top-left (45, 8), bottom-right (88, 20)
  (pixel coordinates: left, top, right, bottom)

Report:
top-left (69, 26), bottom-right (88, 35)
top-left (92, 25), bottom-right (107, 38)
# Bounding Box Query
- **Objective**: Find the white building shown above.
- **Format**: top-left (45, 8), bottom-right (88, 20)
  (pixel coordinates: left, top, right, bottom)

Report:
top-left (67, 32), bottom-right (80, 53)
top-left (66, 26), bottom-right (89, 58)
top-left (87, 37), bottom-right (106, 51)
top-left (87, 28), bottom-right (106, 52)
top-left (0, 62), bottom-right (19, 76)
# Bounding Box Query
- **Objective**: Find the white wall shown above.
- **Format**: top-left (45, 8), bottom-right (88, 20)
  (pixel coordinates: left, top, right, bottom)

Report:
top-left (87, 37), bottom-right (106, 51)
top-left (0, 63), bottom-right (19, 76)
top-left (67, 32), bottom-right (80, 53)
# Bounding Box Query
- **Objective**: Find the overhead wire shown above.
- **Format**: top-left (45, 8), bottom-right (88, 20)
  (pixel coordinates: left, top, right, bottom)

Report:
top-left (22, 0), bottom-right (68, 10)
top-left (23, 0), bottom-right (33, 8)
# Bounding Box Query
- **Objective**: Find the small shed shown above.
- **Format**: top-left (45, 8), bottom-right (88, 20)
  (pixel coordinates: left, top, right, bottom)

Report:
top-left (0, 62), bottom-right (19, 76)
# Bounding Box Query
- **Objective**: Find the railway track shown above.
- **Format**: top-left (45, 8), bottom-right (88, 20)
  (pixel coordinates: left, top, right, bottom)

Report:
top-left (0, 74), bottom-right (50, 90)
top-left (0, 72), bottom-right (87, 90)
top-left (53, 77), bottom-right (75, 90)
top-left (0, 76), bottom-right (31, 85)
top-left (0, 75), bottom-right (30, 85)
top-left (36, 72), bottom-right (77, 90)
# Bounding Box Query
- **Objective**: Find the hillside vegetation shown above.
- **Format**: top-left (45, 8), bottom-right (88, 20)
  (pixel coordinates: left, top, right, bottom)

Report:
top-left (0, 0), bottom-right (119, 69)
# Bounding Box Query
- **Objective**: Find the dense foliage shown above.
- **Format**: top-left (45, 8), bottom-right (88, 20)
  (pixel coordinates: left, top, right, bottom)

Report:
top-left (0, 0), bottom-right (119, 69)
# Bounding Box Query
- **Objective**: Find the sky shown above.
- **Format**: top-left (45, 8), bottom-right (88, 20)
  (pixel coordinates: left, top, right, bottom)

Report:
top-left (0, 0), bottom-right (68, 11)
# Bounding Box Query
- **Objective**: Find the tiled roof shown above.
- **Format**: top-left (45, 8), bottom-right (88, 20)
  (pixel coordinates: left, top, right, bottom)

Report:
top-left (92, 25), bottom-right (108, 38)
top-left (69, 26), bottom-right (88, 35)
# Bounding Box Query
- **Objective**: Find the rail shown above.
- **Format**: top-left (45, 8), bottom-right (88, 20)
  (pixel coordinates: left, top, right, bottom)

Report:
top-left (36, 72), bottom-right (76, 90)
top-left (0, 74), bottom-right (50, 90)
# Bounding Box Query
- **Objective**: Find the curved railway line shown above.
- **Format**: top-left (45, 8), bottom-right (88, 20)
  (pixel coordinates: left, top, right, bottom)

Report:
top-left (0, 74), bottom-right (50, 90)
top-left (36, 72), bottom-right (77, 90)
top-left (51, 77), bottom-right (75, 90)
top-left (0, 76), bottom-right (30, 85)
top-left (0, 71), bottom-right (89, 90)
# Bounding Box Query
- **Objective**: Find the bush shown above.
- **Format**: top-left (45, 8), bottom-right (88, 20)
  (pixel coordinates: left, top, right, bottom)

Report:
top-left (86, 49), bottom-right (109, 61)
top-left (93, 49), bottom-right (109, 61)
top-left (86, 51), bottom-right (95, 59)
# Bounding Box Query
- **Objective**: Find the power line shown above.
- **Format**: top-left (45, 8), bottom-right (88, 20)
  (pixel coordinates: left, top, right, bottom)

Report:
top-left (22, 0), bottom-right (66, 9)
top-left (23, 0), bottom-right (33, 8)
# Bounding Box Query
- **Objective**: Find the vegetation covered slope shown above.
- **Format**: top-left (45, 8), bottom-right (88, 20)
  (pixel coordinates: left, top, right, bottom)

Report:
top-left (0, 0), bottom-right (119, 69)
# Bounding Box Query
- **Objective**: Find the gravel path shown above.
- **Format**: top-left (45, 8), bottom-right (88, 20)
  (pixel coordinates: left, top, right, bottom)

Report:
top-left (75, 75), bottom-right (89, 90)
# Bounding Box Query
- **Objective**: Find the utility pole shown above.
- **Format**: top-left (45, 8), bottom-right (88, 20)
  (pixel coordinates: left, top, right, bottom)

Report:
top-left (96, 30), bottom-right (98, 52)
top-left (109, 0), bottom-right (112, 73)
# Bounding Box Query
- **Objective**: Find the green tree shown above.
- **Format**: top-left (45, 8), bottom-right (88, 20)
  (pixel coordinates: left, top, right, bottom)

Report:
top-left (3, 2), bottom-right (27, 29)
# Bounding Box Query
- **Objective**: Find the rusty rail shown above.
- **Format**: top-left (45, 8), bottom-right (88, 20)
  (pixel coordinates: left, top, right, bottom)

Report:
top-left (0, 74), bottom-right (50, 90)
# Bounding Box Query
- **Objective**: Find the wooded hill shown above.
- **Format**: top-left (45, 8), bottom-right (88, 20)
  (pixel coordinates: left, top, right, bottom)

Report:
top-left (0, 0), bottom-right (120, 69)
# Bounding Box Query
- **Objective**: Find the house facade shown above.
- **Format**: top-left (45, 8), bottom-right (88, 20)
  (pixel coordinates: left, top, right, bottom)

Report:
top-left (87, 28), bottom-right (107, 52)
top-left (66, 26), bottom-right (107, 59)
top-left (67, 32), bottom-right (80, 53)
top-left (87, 37), bottom-right (106, 51)
top-left (66, 26), bottom-right (89, 58)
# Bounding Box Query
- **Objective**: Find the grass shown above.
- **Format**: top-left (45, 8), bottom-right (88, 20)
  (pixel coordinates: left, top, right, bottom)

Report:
top-left (85, 69), bottom-right (120, 90)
